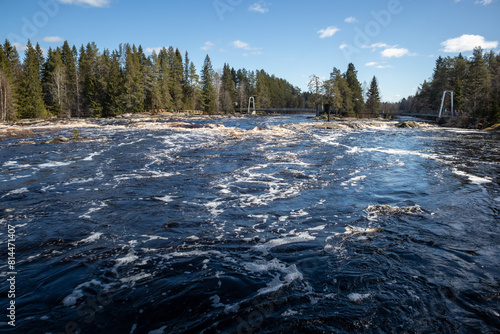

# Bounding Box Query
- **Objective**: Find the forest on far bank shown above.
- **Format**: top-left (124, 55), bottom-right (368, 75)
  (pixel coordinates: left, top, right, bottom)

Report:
top-left (0, 39), bottom-right (382, 122)
top-left (0, 39), bottom-right (306, 121)
top-left (397, 47), bottom-right (500, 128)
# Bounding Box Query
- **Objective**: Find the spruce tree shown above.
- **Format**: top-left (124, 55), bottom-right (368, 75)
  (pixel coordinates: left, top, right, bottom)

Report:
top-left (344, 63), bottom-right (364, 116)
top-left (220, 63), bottom-right (236, 113)
top-left (124, 44), bottom-right (144, 113)
top-left (323, 68), bottom-right (343, 114)
top-left (200, 55), bottom-right (216, 114)
top-left (17, 40), bottom-right (46, 118)
top-left (331, 67), bottom-right (353, 116)
top-left (103, 51), bottom-right (124, 117)
top-left (366, 76), bottom-right (381, 116)
top-left (256, 70), bottom-right (270, 108)
top-left (61, 41), bottom-right (78, 117)
top-left (167, 47), bottom-right (183, 111)
top-left (466, 47), bottom-right (490, 120)
top-left (157, 48), bottom-right (172, 111)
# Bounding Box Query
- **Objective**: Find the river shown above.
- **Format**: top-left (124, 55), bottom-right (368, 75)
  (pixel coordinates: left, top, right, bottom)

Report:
top-left (1, 115), bottom-right (499, 333)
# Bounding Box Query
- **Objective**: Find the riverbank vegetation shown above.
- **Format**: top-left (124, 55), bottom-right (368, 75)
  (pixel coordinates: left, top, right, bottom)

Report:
top-left (0, 39), bottom-right (307, 121)
top-left (398, 47), bottom-right (500, 129)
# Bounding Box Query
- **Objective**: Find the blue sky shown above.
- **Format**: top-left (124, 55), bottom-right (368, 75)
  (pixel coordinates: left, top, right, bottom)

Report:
top-left (1, 0), bottom-right (499, 102)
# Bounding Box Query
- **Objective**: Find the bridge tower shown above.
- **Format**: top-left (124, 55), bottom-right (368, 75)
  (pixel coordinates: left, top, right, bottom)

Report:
top-left (248, 97), bottom-right (256, 115)
top-left (438, 90), bottom-right (454, 118)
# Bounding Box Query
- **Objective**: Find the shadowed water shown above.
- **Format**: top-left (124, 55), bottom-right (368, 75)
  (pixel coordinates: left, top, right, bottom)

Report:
top-left (1, 115), bottom-right (499, 333)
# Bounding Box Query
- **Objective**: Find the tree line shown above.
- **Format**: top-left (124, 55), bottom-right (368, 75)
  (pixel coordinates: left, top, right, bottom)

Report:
top-left (306, 63), bottom-right (381, 118)
top-left (399, 47), bottom-right (500, 127)
top-left (0, 39), bottom-right (305, 121)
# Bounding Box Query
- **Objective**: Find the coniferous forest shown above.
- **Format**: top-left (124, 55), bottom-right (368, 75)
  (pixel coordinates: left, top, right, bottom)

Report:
top-left (399, 47), bottom-right (500, 128)
top-left (0, 39), bottom-right (308, 121)
top-left (2, 39), bottom-right (498, 128)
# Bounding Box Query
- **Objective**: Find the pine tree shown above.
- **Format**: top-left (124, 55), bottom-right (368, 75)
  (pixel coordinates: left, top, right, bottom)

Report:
top-left (17, 40), bottom-right (46, 118)
top-left (366, 76), bottom-right (381, 116)
top-left (200, 55), bottom-right (216, 114)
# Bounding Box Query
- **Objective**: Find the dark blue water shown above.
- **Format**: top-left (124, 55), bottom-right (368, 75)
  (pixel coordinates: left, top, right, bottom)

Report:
top-left (1, 115), bottom-right (499, 333)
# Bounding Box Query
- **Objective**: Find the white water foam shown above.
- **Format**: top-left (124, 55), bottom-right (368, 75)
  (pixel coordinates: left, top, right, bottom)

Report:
top-left (79, 201), bottom-right (108, 219)
top-left (82, 150), bottom-right (104, 161)
top-left (253, 231), bottom-right (316, 255)
top-left (62, 279), bottom-right (108, 307)
top-left (348, 292), bottom-right (371, 303)
top-left (119, 272), bottom-right (151, 284)
top-left (38, 161), bottom-right (72, 168)
top-left (73, 232), bottom-right (103, 246)
top-left (243, 258), bottom-right (304, 296)
top-left (452, 168), bottom-right (492, 185)
top-left (341, 175), bottom-right (366, 187)
top-left (154, 195), bottom-right (176, 203)
top-left (3, 160), bottom-right (18, 167)
top-left (115, 250), bottom-right (139, 266)
top-left (3, 187), bottom-right (29, 197)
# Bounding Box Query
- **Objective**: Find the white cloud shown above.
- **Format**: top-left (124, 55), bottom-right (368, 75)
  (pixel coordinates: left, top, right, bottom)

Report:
top-left (232, 40), bottom-right (252, 50)
top-left (43, 36), bottom-right (64, 43)
top-left (475, 0), bottom-right (494, 5)
top-left (249, 2), bottom-right (269, 13)
top-left (339, 44), bottom-right (348, 50)
top-left (145, 47), bottom-right (164, 54)
top-left (381, 47), bottom-right (410, 58)
top-left (344, 17), bottom-right (358, 23)
top-left (365, 61), bottom-right (391, 69)
top-left (455, 0), bottom-right (495, 4)
top-left (201, 41), bottom-right (215, 51)
top-left (58, 0), bottom-right (110, 7)
top-left (317, 26), bottom-right (340, 39)
top-left (13, 42), bottom-right (27, 53)
top-left (362, 42), bottom-right (389, 50)
top-left (441, 34), bottom-right (498, 52)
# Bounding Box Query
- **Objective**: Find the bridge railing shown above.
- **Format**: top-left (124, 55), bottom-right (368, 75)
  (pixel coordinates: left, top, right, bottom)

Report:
top-left (385, 110), bottom-right (457, 118)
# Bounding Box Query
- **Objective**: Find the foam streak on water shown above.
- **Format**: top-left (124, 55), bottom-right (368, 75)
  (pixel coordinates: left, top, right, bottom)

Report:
top-left (0, 115), bottom-right (499, 333)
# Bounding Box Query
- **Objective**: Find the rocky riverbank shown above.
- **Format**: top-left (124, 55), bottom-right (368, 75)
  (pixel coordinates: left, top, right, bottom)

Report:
top-left (0, 113), bottom-right (440, 142)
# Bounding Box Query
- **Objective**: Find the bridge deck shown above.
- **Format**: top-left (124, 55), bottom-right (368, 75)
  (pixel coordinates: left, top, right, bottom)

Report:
top-left (245, 108), bottom-right (317, 114)
top-left (387, 112), bottom-right (454, 118)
